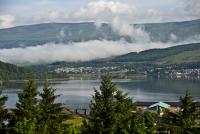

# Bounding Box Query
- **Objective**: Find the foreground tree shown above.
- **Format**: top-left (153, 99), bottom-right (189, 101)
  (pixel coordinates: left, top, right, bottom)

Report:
top-left (12, 79), bottom-right (38, 133)
top-left (163, 91), bottom-right (198, 133)
top-left (82, 75), bottom-right (136, 134)
top-left (143, 112), bottom-right (157, 134)
top-left (0, 89), bottom-right (8, 132)
top-left (15, 79), bottom-right (38, 120)
top-left (14, 117), bottom-right (37, 134)
top-left (38, 80), bottom-right (64, 134)
top-left (180, 91), bottom-right (197, 128)
top-left (115, 90), bottom-right (136, 134)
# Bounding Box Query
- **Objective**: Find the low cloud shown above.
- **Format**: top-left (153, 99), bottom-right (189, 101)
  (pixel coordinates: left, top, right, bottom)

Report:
top-left (111, 17), bottom-right (150, 43)
top-left (0, 40), bottom-right (166, 65)
top-left (0, 0), bottom-right (199, 65)
top-left (1, 38), bottom-right (200, 65)
top-left (169, 33), bottom-right (178, 42)
top-left (0, 14), bottom-right (15, 29)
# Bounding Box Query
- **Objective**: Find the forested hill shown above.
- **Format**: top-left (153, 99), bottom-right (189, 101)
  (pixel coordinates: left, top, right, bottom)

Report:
top-left (0, 19), bottom-right (199, 48)
top-left (112, 43), bottom-right (200, 65)
top-left (0, 61), bottom-right (71, 80)
top-left (0, 61), bottom-right (27, 80)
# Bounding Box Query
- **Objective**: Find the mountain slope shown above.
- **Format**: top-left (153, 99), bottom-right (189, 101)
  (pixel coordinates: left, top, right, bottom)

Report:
top-left (0, 61), bottom-right (27, 80)
top-left (112, 43), bottom-right (200, 64)
top-left (0, 23), bottom-right (119, 48)
top-left (156, 49), bottom-right (200, 65)
top-left (0, 19), bottom-right (199, 48)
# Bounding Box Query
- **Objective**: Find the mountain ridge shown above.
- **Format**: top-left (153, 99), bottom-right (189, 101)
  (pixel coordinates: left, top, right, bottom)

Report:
top-left (112, 42), bottom-right (200, 64)
top-left (0, 19), bottom-right (200, 48)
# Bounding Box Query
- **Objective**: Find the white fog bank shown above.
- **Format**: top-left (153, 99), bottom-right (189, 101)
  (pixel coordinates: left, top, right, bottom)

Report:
top-left (0, 39), bottom-right (200, 65)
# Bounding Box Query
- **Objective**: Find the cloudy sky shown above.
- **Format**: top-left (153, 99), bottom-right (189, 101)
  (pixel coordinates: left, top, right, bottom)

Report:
top-left (0, 0), bottom-right (200, 28)
top-left (0, 0), bottom-right (200, 65)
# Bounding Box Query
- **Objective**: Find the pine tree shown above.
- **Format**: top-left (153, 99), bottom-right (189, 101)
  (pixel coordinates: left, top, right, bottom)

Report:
top-left (83, 75), bottom-right (136, 134)
top-left (115, 90), bottom-right (136, 134)
top-left (14, 117), bottom-right (37, 134)
top-left (9, 79), bottom-right (39, 133)
top-left (0, 89), bottom-right (8, 132)
top-left (15, 79), bottom-right (38, 120)
top-left (143, 112), bottom-right (157, 134)
top-left (179, 91), bottom-right (197, 129)
top-left (38, 80), bottom-right (63, 134)
top-left (163, 91), bottom-right (198, 133)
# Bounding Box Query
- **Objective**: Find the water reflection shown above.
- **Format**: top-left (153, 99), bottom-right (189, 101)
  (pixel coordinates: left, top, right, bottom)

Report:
top-left (2, 79), bottom-right (200, 108)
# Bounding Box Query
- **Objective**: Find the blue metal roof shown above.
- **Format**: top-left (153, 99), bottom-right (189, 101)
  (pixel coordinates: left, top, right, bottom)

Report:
top-left (149, 101), bottom-right (171, 109)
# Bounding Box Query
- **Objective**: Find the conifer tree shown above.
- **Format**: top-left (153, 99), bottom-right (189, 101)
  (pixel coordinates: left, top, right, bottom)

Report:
top-left (38, 80), bottom-right (63, 133)
top-left (83, 75), bottom-right (136, 134)
top-left (15, 79), bottom-right (38, 120)
top-left (179, 91), bottom-right (197, 129)
top-left (14, 117), bottom-right (37, 134)
top-left (115, 90), bottom-right (136, 133)
top-left (163, 91), bottom-right (198, 133)
top-left (0, 89), bottom-right (7, 132)
top-left (10, 79), bottom-right (39, 133)
top-left (143, 112), bottom-right (157, 134)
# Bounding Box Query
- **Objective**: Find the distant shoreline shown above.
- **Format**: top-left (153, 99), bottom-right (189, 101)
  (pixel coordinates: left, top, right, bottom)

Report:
top-left (0, 76), bottom-right (144, 83)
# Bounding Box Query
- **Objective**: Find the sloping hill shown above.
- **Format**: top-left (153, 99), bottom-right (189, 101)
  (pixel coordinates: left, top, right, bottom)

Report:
top-left (0, 19), bottom-right (199, 48)
top-left (0, 23), bottom-right (119, 48)
top-left (0, 61), bottom-right (27, 80)
top-left (112, 43), bottom-right (200, 62)
top-left (156, 49), bottom-right (200, 65)
top-left (143, 19), bottom-right (200, 42)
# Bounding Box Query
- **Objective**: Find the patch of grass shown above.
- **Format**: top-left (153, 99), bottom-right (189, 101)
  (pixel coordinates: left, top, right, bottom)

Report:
top-left (63, 117), bottom-right (85, 126)
top-left (156, 49), bottom-right (200, 65)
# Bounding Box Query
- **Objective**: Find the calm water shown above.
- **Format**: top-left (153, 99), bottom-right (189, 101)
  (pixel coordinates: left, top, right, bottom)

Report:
top-left (1, 79), bottom-right (200, 109)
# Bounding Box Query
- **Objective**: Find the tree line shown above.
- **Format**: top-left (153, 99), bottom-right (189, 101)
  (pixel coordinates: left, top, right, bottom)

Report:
top-left (0, 75), bottom-right (199, 134)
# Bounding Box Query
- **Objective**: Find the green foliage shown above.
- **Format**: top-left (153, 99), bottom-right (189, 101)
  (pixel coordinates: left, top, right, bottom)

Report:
top-left (10, 79), bottom-right (38, 133)
top-left (131, 113), bottom-right (146, 134)
top-left (0, 61), bottom-right (27, 80)
top-left (143, 112), bottom-right (157, 134)
top-left (179, 91), bottom-right (197, 129)
top-left (65, 126), bottom-right (82, 134)
top-left (15, 79), bottom-right (38, 120)
top-left (14, 117), bottom-right (37, 134)
top-left (113, 43), bottom-right (200, 62)
top-left (130, 112), bottom-right (157, 134)
top-left (0, 77), bottom-right (200, 134)
top-left (0, 89), bottom-right (8, 132)
top-left (115, 90), bottom-right (136, 134)
top-left (0, 60), bottom-right (70, 80)
top-left (163, 91), bottom-right (198, 133)
top-left (38, 80), bottom-right (64, 133)
top-left (157, 49), bottom-right (200, 65)
top-left (83, 75), bottom-right (136, 134)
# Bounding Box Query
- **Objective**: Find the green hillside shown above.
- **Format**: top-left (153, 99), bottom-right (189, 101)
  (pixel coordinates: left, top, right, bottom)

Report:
top-left (0, 61), bottom-right (27, 80)
top-left (0, 61), bottom-right (70, 80)
top-left (156, 49), bottom-right (200, 65)
top-left (112, 43), bottom-right (200, 62)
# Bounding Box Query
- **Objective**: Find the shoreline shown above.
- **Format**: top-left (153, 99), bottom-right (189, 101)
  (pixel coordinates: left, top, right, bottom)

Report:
top-left (1, 77), bottom-right (137, 83)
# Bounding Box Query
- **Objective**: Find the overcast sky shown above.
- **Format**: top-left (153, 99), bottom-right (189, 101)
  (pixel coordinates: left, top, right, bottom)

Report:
top-left (0, 0), bottom-right (200, 28)
top-left (0, 0), bottom-right (200, 64)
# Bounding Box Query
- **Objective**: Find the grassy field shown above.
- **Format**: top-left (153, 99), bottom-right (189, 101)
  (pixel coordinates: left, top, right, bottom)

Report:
top-left (62, 113), bottom-right (85, 126)
top-left (156, 49), bottom-right (200, 65)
